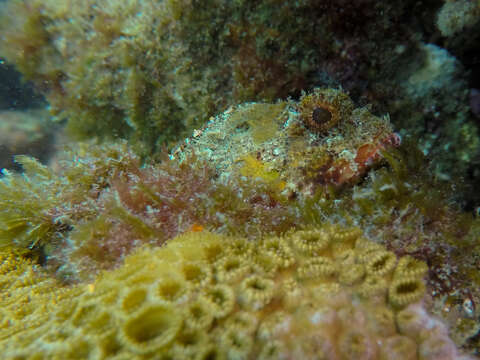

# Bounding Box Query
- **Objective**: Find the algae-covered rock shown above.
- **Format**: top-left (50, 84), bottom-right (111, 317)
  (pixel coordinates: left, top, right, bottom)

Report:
top-left (436, 0), bottom-right (480, 37)
top-left (389, 43), bottom-right (480, 189)
top-left (0, 0), bottom-right (437, 154)
top-left (0, 109), bottom-right (57, 171)
top-left (1, 0), bottom-right (479, 201)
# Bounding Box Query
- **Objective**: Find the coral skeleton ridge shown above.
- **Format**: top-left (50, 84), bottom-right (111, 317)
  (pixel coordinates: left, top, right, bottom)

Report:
top-left (0, 225), bottom-right (468, 359)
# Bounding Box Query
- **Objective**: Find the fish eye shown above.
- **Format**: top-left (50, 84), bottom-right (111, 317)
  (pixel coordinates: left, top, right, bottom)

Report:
top-left (312, 107), bottom-right (332, 126)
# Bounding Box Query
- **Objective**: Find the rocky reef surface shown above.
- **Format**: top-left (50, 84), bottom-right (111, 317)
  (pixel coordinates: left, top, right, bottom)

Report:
top-left (0, 0), bottom-right (479, 358)
top-left (0, 109), bottom-right (58, 171)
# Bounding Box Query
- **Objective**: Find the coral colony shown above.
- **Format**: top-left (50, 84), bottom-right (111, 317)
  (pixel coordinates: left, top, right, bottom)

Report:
top-left (0, 227), bottom-right (463, 359)
top-left (0, 0), bottom-right (480, 359)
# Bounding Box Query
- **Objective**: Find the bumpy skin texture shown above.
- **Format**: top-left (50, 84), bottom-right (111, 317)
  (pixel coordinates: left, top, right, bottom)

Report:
top-left (0, 226), bottom-right (469, 360)
top-left (174, 88), bottom-right (399, 196)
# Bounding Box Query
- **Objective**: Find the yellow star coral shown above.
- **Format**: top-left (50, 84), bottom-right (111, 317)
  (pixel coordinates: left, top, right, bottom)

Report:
top-left (0, 248), bottom-right (74, 342)
top-left (0, 226), bottom-right (465, 359)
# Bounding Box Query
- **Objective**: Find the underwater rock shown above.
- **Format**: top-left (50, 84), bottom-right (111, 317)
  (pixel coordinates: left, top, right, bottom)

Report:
top-left (436, 0), bottom-right (480, 37)
top-left (0, 0), bottom-right (441, 156)
top-left (389, 42), bottom-right (480, 188)
top-left (1, 0), bottom-right (479, 202)
top-left (0, 109), bottom-right (57, 171)
top-left (470, 89), bottom-right (480, 118)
